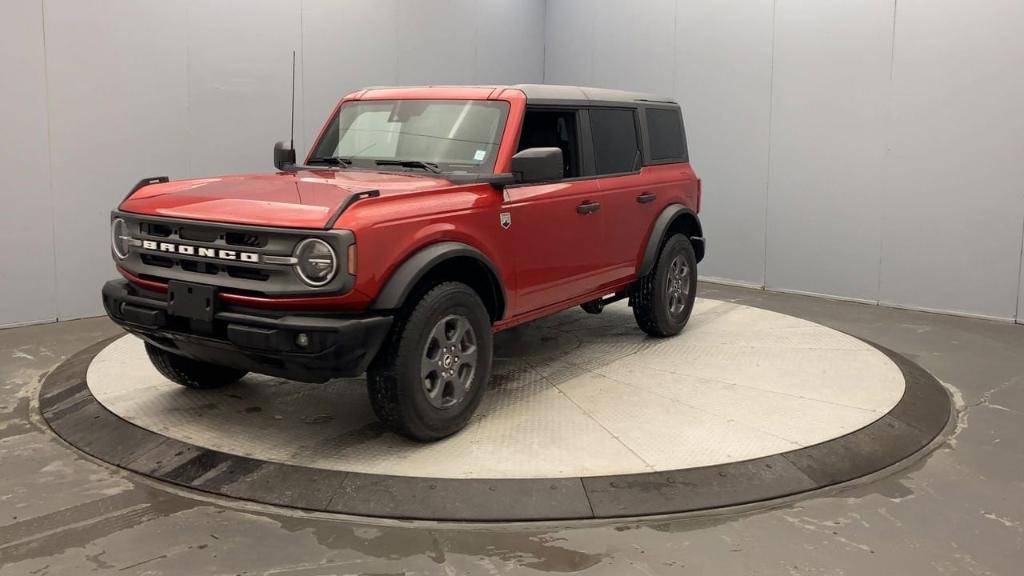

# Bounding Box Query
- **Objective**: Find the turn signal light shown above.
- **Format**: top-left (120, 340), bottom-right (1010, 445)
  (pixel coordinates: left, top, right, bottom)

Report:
top-left (347, 244), bottom-right (357, 276)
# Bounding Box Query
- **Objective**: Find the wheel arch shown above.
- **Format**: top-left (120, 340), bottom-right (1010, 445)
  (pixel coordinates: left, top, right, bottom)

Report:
top-left (370, 242), bottom-right (507, 321)
top-left (638, 204), bottom-right (705, 277)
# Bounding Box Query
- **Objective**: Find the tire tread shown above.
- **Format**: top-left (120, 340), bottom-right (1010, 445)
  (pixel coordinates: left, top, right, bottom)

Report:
top-left (367, 281), bottom-right (492, 441)
top-left (632, 234), bottom-right (697, 337)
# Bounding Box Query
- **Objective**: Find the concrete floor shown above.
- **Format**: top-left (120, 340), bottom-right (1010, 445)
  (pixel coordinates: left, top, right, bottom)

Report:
top-left (1, 282), bottom-right (1021, 575)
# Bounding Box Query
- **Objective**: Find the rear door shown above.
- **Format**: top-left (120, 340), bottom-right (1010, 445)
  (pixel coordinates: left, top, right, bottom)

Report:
top-left (589, 107), bottom-right (650, 283)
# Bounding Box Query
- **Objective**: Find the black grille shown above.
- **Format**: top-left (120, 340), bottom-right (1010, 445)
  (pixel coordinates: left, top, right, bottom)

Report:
top-left (179, 227), bottom-right (220, 243)
top-left (226, 265), bottom-right (270, 281)
top-left (143, 223), bottom-right (173, 237)
top-left (115, 211), bottom-right (355, 296)
top-left (225, 232), bottom-right (265, 247)
top-left (141, 254), bottom-right (174, 268)
top-left (181, 260), bottom-right (220, 275)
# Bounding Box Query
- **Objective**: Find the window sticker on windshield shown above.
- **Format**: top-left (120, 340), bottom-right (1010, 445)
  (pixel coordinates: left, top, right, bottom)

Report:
top-left (473, 150), bottom-right (487, 161)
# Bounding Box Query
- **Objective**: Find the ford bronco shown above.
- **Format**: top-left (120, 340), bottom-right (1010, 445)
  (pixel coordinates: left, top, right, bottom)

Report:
top-left (102, 85), bottom-right (704, 441)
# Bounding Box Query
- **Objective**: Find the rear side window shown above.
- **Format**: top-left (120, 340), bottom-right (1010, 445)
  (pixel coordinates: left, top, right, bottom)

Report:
top-left (645, 107), bottom-right (687, 162)
top-left (589, 108), bottom-right (640, 175)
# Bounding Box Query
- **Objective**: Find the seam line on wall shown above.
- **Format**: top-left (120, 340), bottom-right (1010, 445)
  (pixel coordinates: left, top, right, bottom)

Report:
top-left (1015, 216), bottom-right (1024, 323)
top-left (299, 0), bottom-right (305, 151)
top-left (40, 0), bottom-right (60, 321)
top-left (671, 0), bottom-right (678, 99)
top-left (474, 1), bottom-right (480, 83)
top-left (184, 2), bottom-right (192, 177)
top-left (761, 0), bottom-right (778, 289)
top-left (876, 0), bottom-right (900, 305)
top-left (541, 0), bottom-right (547, 83)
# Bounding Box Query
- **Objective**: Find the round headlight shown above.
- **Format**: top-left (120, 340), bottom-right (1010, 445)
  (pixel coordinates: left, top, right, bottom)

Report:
top-left (294, 238), bottom-right (337, 286)
top-left (111, 218), bottom-right (130, 259)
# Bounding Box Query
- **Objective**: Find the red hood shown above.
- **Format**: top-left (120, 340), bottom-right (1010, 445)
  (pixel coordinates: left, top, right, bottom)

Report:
top-left (118, 169), bottom-right (453, 229)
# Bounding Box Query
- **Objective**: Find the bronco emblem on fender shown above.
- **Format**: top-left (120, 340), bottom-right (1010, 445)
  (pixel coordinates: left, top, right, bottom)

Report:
top-left (500, 212), bottom-right (511, 230)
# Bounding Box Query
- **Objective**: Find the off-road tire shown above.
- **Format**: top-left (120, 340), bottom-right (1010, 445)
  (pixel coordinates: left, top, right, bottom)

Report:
top-left (144, 342), bottom-right (247, 389)
top-left (367, 281), bottom-right (493, 442)
top-left (632, 233), bottom-right (698, 337)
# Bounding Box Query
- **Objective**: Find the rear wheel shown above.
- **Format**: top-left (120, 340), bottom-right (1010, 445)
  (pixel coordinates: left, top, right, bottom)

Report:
top-left (632, 233), bottom-right (697, 337)
top-left (144, 343), bottom-right (247, 389)
top-left (367, 282), bottom-right (493, 441)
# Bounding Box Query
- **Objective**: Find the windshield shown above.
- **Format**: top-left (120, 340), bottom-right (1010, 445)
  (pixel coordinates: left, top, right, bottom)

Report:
top-left (309, 99), bottom-right (509, 174)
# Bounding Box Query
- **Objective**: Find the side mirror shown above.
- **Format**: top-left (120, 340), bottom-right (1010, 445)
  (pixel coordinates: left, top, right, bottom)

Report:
top-left (274, 141), bottom-right (296, 171)
top-left (511, 147), bottom-right (563, 184)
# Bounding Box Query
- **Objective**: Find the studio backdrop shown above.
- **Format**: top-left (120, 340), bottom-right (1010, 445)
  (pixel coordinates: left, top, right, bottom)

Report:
top-left (2, 0), bottom-right (1022, 328)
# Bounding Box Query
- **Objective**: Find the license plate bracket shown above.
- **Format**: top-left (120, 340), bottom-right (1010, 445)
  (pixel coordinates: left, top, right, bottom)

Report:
top-left (168, 281), bottom-right (217, 323)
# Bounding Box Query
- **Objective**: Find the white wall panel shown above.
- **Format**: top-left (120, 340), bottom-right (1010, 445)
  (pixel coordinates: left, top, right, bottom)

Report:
top-left (544, 0), bottom-right (1024, 320)
top-left (476, 0), bottom-right (546, 85)
top-left (544, 1), bottom-right (774, 286)
top-left (186, 0), bottom-right (302, 177)
top-left (301, 0), bottom-right (544, 155)
top-left (674, 0), bottom-right (774, 286)
top-left (396, 0), bottom-right (477, 85)
top-left (765, 0), bottom-right (894, 301)
top-left (0, 0), bottom-right (547, 325)
top-left (45, 0), bottom-right (189, 320)
top-left (878, 0), bottom-right (1024, 320)
top-left (592, 0), bottom-right (676, 96)
top-left (0, 0), bottom-right (56, 327)
top-left (5, 0), bottom-right (1021, 325)
top-left (544, 0), bottom-right (594, 86)
top-left (301, 0), bottom-right (400, 148)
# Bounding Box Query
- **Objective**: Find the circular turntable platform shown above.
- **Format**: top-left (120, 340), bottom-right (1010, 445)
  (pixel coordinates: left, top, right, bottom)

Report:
top-left (40, 299), bottom-right (951, 521)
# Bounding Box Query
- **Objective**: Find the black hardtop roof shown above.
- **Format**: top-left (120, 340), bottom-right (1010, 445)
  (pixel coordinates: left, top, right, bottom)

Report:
top-left (361, 84), bottom-right (678, 107)
top-left (512, 84), bottom-right (677, 106)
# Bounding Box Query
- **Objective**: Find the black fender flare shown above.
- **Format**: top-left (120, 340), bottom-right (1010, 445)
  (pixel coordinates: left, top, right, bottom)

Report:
top-left (638, 204), bottom-right (705, 277)
top-left (370, 241), bottom-right (507, 318)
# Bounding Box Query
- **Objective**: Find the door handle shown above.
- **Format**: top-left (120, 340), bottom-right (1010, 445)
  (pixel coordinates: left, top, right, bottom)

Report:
top-left (636, 192), bottom-right (657, 204)
top-left (576, 201), bottom-right (601, 215)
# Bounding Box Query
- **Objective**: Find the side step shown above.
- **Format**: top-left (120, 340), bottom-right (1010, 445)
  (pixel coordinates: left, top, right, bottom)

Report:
top-left (581, 291), bottom-right (630, 314)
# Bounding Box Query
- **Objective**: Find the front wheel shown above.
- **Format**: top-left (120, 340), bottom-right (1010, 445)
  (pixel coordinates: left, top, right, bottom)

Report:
top-left (366, 281), bottom-right (493, 442)
top-left (145, 343), bottom-right (247, 389)
top-left (632, 233), bottom-right (698, 337)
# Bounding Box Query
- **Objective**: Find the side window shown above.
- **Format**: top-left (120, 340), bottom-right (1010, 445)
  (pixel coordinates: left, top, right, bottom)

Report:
top-left (517, 108), bottom-right (580, 178)
top-left (589, 108), bottom-right (640, 175)
top-left (645, 107), bottom-right (687, 162)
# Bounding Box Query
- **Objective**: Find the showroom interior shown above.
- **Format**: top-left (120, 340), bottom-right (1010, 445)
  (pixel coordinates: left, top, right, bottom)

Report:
top-left (1, 0), bottom-right (1022, 574)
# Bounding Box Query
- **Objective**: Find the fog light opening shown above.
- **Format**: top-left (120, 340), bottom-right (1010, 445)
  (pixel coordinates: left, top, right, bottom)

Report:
top-left (295, 333), bottom-right (310, 349)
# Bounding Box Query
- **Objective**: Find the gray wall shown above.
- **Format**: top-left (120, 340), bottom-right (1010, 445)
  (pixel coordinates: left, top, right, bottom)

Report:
top-left (545, 0), bottom-right (1024, 322)
top-left (3, 0), bottom-right (1022, 327)
top-left (0, 0), bottom-right (57, 328)
top-left (0, 0), bottom-right (545, 328)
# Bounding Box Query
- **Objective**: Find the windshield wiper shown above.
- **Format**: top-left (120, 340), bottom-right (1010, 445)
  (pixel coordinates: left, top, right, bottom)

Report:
top-left (306, 156), bottom-right (353, 167)
top-left (374, 159), bottom-right (442, 174)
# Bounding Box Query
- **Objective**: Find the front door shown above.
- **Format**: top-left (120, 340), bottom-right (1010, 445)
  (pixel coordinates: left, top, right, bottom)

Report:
top-left (503, 179), bottom-right (604, 314)
top-left (502, 107), bottom-right (606, 315)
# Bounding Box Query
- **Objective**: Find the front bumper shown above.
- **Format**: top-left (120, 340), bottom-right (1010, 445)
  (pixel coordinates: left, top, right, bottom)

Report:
top-left (102, 279), bottom-right (392, 382)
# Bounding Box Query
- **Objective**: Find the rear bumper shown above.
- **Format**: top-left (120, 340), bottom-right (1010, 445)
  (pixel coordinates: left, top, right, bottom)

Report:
top-left (101, 279), bottom-right (392, 382)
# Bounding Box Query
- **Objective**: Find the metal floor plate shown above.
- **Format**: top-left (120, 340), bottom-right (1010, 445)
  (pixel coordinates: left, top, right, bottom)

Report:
top-left (86, 299), bottom-right (906, 479)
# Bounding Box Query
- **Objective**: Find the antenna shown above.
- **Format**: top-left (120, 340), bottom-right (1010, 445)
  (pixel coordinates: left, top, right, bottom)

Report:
top-left (289, 50), bottom-right (296, 150)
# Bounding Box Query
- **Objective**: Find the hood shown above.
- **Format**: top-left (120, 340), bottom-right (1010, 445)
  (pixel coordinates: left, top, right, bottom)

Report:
top-left (118, 169), bottom-right (453, 229)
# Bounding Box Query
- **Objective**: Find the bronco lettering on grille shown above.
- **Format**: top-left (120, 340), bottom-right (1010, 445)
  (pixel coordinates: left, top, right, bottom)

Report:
top-left (141, 240), bottom-right (259, 263)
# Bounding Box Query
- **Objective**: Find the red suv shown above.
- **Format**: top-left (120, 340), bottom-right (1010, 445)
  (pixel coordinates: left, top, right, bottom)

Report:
top-left (103, 85), bottom-right (704, 441)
